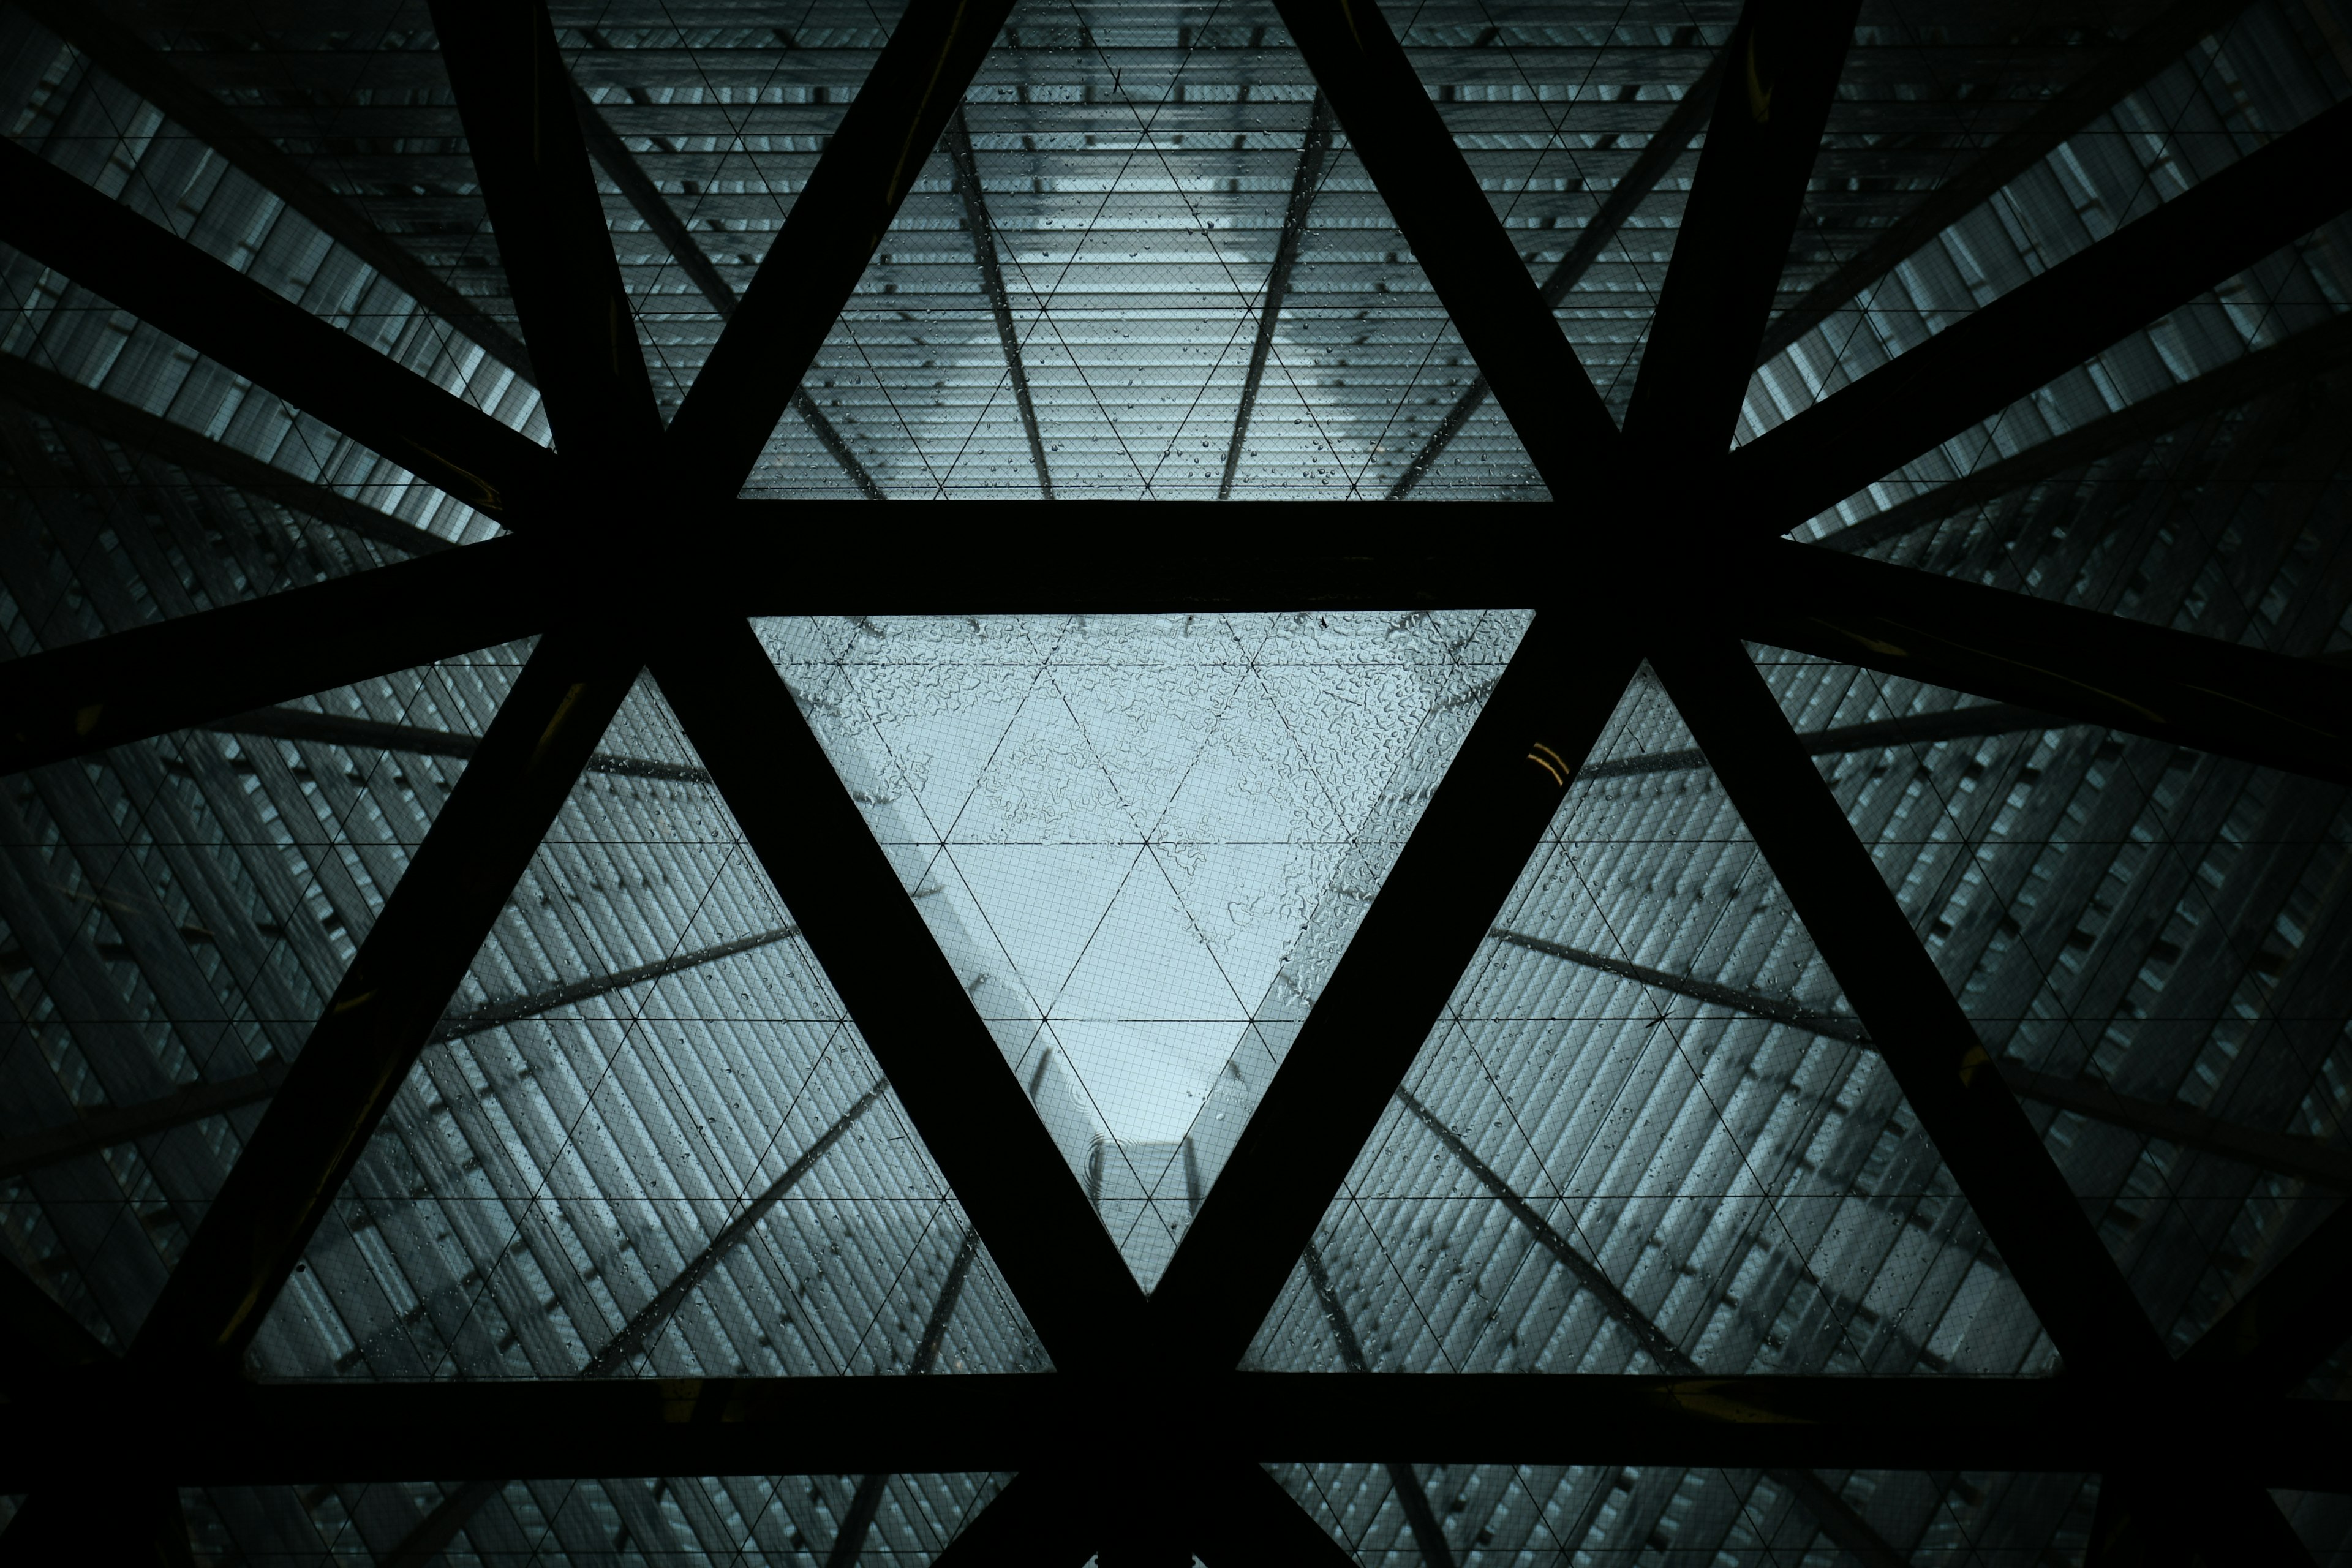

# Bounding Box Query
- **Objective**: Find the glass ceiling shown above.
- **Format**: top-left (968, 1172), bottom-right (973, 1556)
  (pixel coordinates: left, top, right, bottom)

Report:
top-left (0, 0), bottom-right (2349, 1561)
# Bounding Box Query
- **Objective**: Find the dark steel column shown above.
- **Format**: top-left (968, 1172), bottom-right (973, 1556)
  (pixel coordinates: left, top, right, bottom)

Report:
top-left (1218, 92), bottom-right (1332, 500)
top-left (945, 107), bottom-right (1054, 500)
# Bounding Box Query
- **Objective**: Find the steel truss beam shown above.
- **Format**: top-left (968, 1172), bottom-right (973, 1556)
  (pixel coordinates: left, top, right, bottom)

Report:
top-left (1820, 309), bottom-right (2352, 556)
top-left (0, 353), bottom-right (451, 558)
top-left (0, 140), bottom-right (562, 526)
top-left (1621, 0), bottom-right (1856, 461)
top-left (1489, 929), bottom-right (2352, 1191)
top-left (10, 0), bottom-right (538, 382)
top-left (1387, 56), bottom-right (1721, 499)
top-left (0, 539), bottom-right (543, 778)
top-left (1755, 0), bottom-right (2261, 364)
top-left (1220, 92), bottom-right (1333, 501)
top-left (565, 75), bottom-right (886, 500)
top-left (1731, 98), bottom-right (2352, 535)
top-left (1580, 700), bottom-right (2064, 778)
top-left (205, 704), bottom-right (710, 786)
top-left (944, 107), bottom-right (1054, 502)
top-left (12, 1374), bottom-right (2345, 1488)
top-left (1722, 538), bottom-right (2352, 785)
top-left (1267, 0), bottom-right (1619, 493)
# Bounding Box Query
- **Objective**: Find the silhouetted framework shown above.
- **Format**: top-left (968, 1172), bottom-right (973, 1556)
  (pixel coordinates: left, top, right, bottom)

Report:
top-left (1, 0), bottom-right (2348, 1562)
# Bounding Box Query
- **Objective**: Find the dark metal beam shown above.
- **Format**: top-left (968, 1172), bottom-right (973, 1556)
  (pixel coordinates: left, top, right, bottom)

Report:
top-left (945, 107), bottom-right (1053, 501)
top-left (0, 539), bottom-right (543, 778)
top-left (2184, 1196), bottom-right (2352, 1392)
top-left (1649, 633), bottom-right (2168, 1373)
top-left (1, 1256), bottom-right (112, 1392)
top-left (0, 1062), bottom-right (289, 1182)
top-left (1192, 1461), bottom-right (1363, 1568)
top-left (826, 1227), bottom-right (982, 1568)
top-left (124, 631), bottom-right (639, 1371)
top-left (665, 0), bottom-right (1017, 494)
top-left (1387, 58), bottom-right (1721, 499)
top-left (1581, 701), bottom-right (2064, 780)
top-left (14, 1374), bottom-right (2346, 1486)
top-left (1264, 0), bottom-right (1621, 497)
top-left (10, 0), bottom-right (539, 383)
top-left (434, 924), bottom-right (811, 1044)
top-left (0, 353), bottom-right (451, 557)
top-left (565, 75), bottom-right (886, 500)
top-left (1490, 929), bottom-right (2352, 1191)
top-left (1621, 0), bottom-right (1858, 462)
top-left (429, 0), bottom-right (661, 467)
top-left (1722, 538), bottom-right (2352, 786)
top-left (1730, 98), bottom-right (2352, 535)
top-left (1152, 619), bottom-right (1642, 1369)
top-left (1819, 309), bottom-right (2352, 556)
top-left (1393, 1087), bottom-right (1909, 1568)
top-left (0, 139), bottom-right (562, 525)
top-left (1300, 1243), bottom-right (1458, 1568)
top-left (650, 620), bottom-right (1146, 1369)
top-left (205, 704), bottom-right (710, 786)
top-left (1219, 92), bottom-right (1332, 501)
top-left (1754, 0), bottom-right (2262, 365)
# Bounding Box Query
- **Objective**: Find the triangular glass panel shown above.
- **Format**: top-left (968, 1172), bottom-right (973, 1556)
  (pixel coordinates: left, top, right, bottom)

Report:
top-left (760, 608), bottom-right (1530, 1285)
top-left (1246, 662), bottom-right (2050, 1377)
top-left (253, 672), bottom-right (1045, 1379)
top-left (1757, 646), bottom-right (2352, 1363)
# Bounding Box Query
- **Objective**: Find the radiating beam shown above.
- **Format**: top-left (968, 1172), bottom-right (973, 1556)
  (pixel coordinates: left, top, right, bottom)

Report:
top-left (826, 1227), bottom-right (982, 1568)
top-left (429, 0), bottom-right (660, 465)
top-left (0, 354), bottom-right (451, 557)
top-left (1722, 538), bottom-right (2352, 786)
top-left (1650, 633), bottom-right (2168, 1372)
top-left (566, 77), bottom-right (886, 500)
top-left (1489, 929), bottom-right (2352, 1191)
top-left (125, 633), bottom-right (639, 1371)
top-left (205, 704), bottom-right (710, 786)
top-left (1153, 619), bottom-right (1641, 1369)
top-left (1394, 1087), bottom-right (1909, 1568)
top-left (1387, 58), bottom-right (1721, 499)
top-left (665, 0), bottom-right (1018, 494)
top-left (11, 0), bottom-right (538, 382)
top-left (1819, 309), bottom-right (2352, 556)
top-left (1265, 0), bottom-right (1620, 496)
top-left (1621, 0), bottom-right (1858, 462)
top-left (650, 620), bottom-right (1146, 1369)
top-left (0, 539), bottom-right (543, 778)
top-left (1219, 92), bottom-right (1333, 501)
top-left (1300, 1243), bottom-right (1458, 1568)
top-left (945, 107), bottom-right (1054, 501)
top-left (17, 1373), bottom-right (2346, 1487)
top-left (0, 140), bottom-right (562, 525)
top-left (1581, 701), bottom-right (2064, 780)
top-left (1755, 0), bottom-right (2263, 364)
top-left (0, 1062), bottom-right (289, 1182)
top-left (1730, 99), bottom-right (2352, 534)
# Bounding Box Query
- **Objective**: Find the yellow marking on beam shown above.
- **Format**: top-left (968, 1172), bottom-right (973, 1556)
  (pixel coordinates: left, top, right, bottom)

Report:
top-left (1745, 32), bottom-right (1773, 123)
top-left (1527, 751), bottom-right (1566, 786)
top-left (333, 989), bottom-right (378, 1014)
top-left (529, 682), bottom-right (590, 775)
top-left (1958, 1043), bottom-right (1991, 1087)
top-left (1663, 1380), bottom-right (1808, 1424)
top-left (404, 440), bottom-right (506, 511)
top-left (1337, 0), bottom-right (1365, 49)
top-left (74, 703), bottom-right (103, 736)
